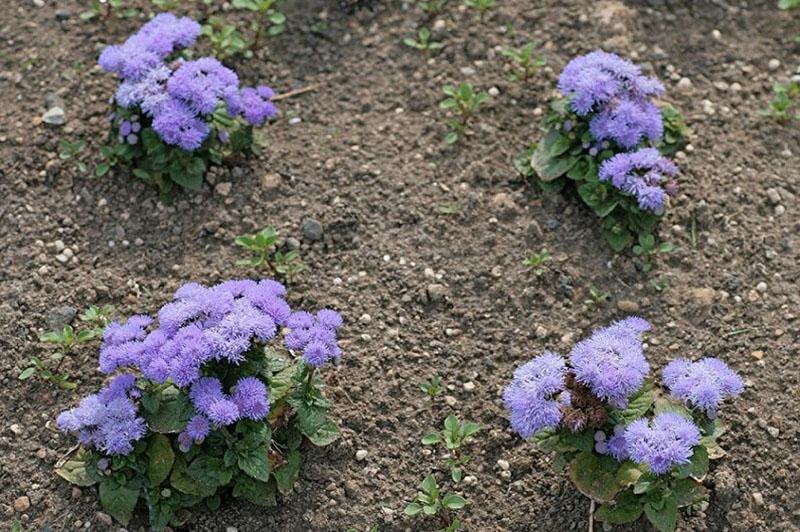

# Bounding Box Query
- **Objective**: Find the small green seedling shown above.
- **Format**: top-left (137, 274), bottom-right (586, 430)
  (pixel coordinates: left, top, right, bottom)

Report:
top-left (80, 0), bottom-right (137, 20)
top-left (632, 234), bottom-right (673, 272)
top-left (437, 202), bottom-right (465, 215)
top-left (203, 17), bottom-right (251, 59)
top-left (58, 140), bottom-right (87, 173)
top-left (584, 285), bottom-right (610, 306)
top-left (232, 0), bottom-right (287, 45)
top-left (235, 227), bottom-right (304, 280)
top-left (779, 0), bottom-right (800, 9)
top-left (440, 83), bottom-right (490, 144)
top-left (404, 474), bottom-right (466, 531)
top-left (20, 307), bottom-right (112, 389)
top-left (649, 278), bottom-right (670, 293)
top-left (463, 0), bottom-right (495, 20)
top-left (420, 374), bottom-right (443, 400)
top-left (422, 414), bottom-right (480, 482)
top-left (502, 42), bottom-right (546, 81)
top-left (761, 80), bottom-right (800, 121)
top-left (523, 249), bottom-right (551, 276)
top-left (418, 0), bottom-right (449, 13)
top-left (403, 27), bottom-right (444, 51)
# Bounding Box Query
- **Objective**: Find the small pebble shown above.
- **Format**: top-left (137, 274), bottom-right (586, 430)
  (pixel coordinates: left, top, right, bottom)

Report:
top-left (13, 496), bottom-right (30, 512)
top-left (463, 381), bottom-right (476, 392)
top-left (496, 459), bottom-right (510, 471)
top-left (768, 59), bottom-right (780, 71)
top-left (355, 450), bottom-right (368, 461)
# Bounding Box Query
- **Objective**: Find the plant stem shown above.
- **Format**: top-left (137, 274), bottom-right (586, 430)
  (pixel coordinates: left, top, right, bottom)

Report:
top-left (271, 84), bottom-right (321, 101)
top-left (588, 499), bottom-right (595, 532)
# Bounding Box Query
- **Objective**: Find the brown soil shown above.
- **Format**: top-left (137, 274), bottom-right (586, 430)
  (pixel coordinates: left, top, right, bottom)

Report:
top-left (0, 1), bottom-right (798, 531)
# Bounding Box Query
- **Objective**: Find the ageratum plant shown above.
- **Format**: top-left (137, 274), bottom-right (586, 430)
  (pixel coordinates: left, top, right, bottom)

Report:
top-left (516, 51), bottom-right (689, 257)
top-left (504, 317), bottom-right (743, 532)
top-left (97, 14), bottom-right (279, 200)
top-left (54, 280), bottom-right (344, 529)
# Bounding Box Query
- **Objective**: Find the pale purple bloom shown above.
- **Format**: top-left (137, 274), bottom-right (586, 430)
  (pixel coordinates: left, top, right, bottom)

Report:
top-left (285, 309), bottom-right (344, 367)
top-left (569, 318), bottom-right (650, 409)
top-left (599, 148), bottom-right (679, 214)
top-left (207, 398), bottom-right (240, 426)
top-left (151, 99), bottom-right (210, 151)
top-left (624, 413), bottom-right (700, 474)
top-left (56, 374), bottom-right (145, 456)
top-left (186, 414), bottom-right (210, 442)
top-left (662, 358), bottom-right (743, 418)
top-left (168, 58), bottom-right (239, 115)
top-left (503, 352), bottom-right (567, 438)
top-left (232, 377), bottom-right (270, 421)
top-left (589, 100), bottom-right (663, 149)
top-left (226, 85), bottom-right (278, 126)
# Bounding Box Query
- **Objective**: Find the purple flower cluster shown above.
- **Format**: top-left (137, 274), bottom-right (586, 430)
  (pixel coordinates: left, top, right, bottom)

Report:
top-left (99, 14), bottom-right (278, 151)
top-left (503, 352), bottom-right (568, 438)
top-left (663, 358), bottom-right (743, 418)
top-left (56, 374), bottom-right (146, 455)
top-left (178, 375), bottom-right (271, 450)
top-left (624, 412), bottom-right (701, 474)
top-left (599, 148), bottom-right (679, 213)
top-left (569, 317), bottom-right (651, 409)
top-left (285, 309), bottom-right (345, 367)
top-left (558, 50), bottom-right (665, 149)
top-left (118, 117), bottom-right (142, 145)
top-left (594, 425), bottom-right (628, 461)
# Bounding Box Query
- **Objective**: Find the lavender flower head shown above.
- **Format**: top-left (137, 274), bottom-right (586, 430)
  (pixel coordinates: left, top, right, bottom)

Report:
top-left (503, 352), bottom-right (568, 438)
top-left (595, 424), bottom-right (629, 461)
top-left (167, 58), bottom-right (239, 116)
top-left (662, 357), bottom-right (743, 418)
top-left (624, 412), bottom-right (701, 474)
top-left (226, 86), bottom-right (278, 126)
top-left (558, 51), bottom-right (664, 116)
top-left (56, 374), bottom-right (146, 456)
top-left (569, 317), bottom-right (651, 409)
top-left (557, 51), bottom-right (665, 148)
top-left (599, 148), bottom-right (679, 214)
top-left (151, 99), bottom-right (211, 151)
top-left (285, 309), bottom-right (344, 368)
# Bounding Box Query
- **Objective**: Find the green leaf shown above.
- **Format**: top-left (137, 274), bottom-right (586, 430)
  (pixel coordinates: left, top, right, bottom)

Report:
top-left (531, 129), bottom-right (578, 181)
top-left (595, 490), bottom-right (644, 524)
top-left (445, 131), bottom-right (459, 144)
top-left (672, 478), bottom-right (708, 508)
top-left (187, 456), bottom-right (233, 487)
top-left (422, 433), bottom-right (441, 445)
top-left (676, 445), bottom-right (708, 479)
top-left (644, 496), bottom-right (678, 532)
top-left (55, 457), bottom-right (97, 487)
top-left (147, 434), bottom-right (175, 486)
top-left (610, 385), bottom-right (654, 425)
top-left (604, 228), bottom-right (633, 253)
top-left (548, 133), bottom-right (572, 158)
top-left (18, 367), bottom-right (36, 380)
top-left (273, 449), bottom-right (302, 495)
top-left (144, 389), bottom-right (192, 433)
top-left (295, 401), bottom-right (327, 438)
top-left (267, 365), bottom-right (294, 403)
top-left (421, 474), bottom-right (437, 494)
top-left (615, 461), bottom-right (642, 488)
top-left (95, 163), bottom-right (110, 177)
top-left (99, 479), bottom-right (139, 526)
top-left (232, 475), bottom-right (277, 506)
top-left (404, 502), bottom-right (422, 516)
top-left (306, 418), bottom-right (340, 447)
top-left (170, 459), bottom-right (217, 497)
top-left (238, 446), bottom-right (271, 482)
top-left (568, 452), bottom-right (622, 502)
top-left (442, 493), bottom-right (467, 510)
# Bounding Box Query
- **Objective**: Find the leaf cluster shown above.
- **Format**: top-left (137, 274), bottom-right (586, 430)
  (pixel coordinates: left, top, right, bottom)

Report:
top-left (56, 347), bottom-right (340, 529)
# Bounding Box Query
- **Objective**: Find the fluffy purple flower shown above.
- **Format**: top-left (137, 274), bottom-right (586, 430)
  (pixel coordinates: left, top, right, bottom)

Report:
top-left (317, 309), bottom-right (344, 329)
top-left (599, 148), bottom-right (679, 214)
top-left (589, 99), bottom-right (664, 149)
top-left (189, 377), bottom-right (225, 415)
top-left (115, 65), bottom-right (172, 116)
top-left (624, 413), bottom-right (701, 474)
top-left (104, 315), bottom-right (152, 346)
top-left (595, 425), bottom-right (628, 461)
top-left (569, 318), bottom-right (651, 409)
top-left (168, 58), bottom-right (239, 115)
top-left (558, 51), bottom-right (664, 116)
top-left (56, 375), bottom-right (145, 456)
top-left (226, 86), bottom-right (278, 126)
top-left (207, 398), bottom-right (240, 426)
top-left (186, 414), bottom-right (210, 442)
top-left (232, 377), bottom-right (270, 421)
top-left (503, 352), bottom-right (567, 438)
top-left (662, 358), bottom-right (743, 418)
top-left (284, 310), bottom-right (344, 367)
top-left (151, 99), bottom-right (210, 151)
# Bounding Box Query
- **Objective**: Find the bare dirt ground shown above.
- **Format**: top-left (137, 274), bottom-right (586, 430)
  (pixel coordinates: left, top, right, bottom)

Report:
top-left (0, 0), bottom-right (798, 530)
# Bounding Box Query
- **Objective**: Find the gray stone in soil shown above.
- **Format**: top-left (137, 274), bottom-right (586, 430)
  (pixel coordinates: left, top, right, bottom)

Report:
top-left (301, 218), bottom-right (324, 241)
top-left (46, 305), bottom-right (76, 330)
top-left (42, 106), bottom-right (66, 125)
